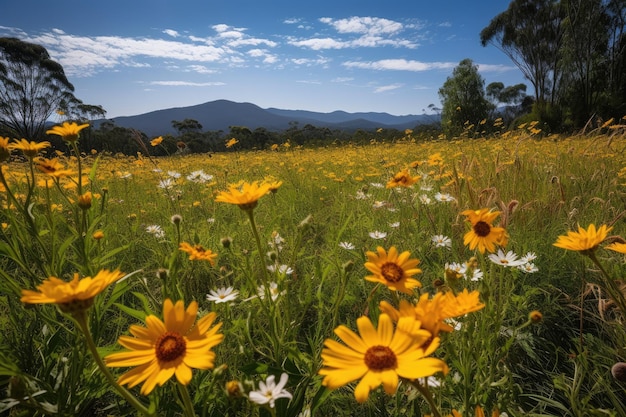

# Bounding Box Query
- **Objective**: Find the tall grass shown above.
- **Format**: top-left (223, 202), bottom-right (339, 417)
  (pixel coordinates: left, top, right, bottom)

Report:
top-left (2, 123), bottom-right (626, 416)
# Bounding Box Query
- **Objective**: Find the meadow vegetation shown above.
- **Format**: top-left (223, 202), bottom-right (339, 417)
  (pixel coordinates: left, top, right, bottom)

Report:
top-left (2, 120), bottom-right (626, 416)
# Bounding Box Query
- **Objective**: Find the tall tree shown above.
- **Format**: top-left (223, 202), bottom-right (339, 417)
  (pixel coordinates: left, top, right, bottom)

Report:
top-left (438, 58), bottom-right (493, 137)
top-left (480, 0), bottom-right (564, 110)
top-left (559, 0), bottom-right (612, 125)
top-left (0, 38), bottom-right (95, 140)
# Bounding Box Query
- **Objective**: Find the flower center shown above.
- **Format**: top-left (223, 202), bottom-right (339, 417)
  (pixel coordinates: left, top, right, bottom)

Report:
top-left (380, 262), bottom-right (404, 283)
top-left (473, 221), bottom-right (492, 237)
top-left (155, 331), bottom-right (186, 362)
top-left (364, 345), bottom-right (397, 371)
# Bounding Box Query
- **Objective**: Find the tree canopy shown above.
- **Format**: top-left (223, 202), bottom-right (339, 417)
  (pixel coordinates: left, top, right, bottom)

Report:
top-left (0, 37), bottom-right (105, 140)
top-left (438, 59), bottom-right (494, 137)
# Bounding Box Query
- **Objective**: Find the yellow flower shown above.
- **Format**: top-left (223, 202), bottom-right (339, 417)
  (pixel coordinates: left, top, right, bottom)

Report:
top-left (264, 179), bottom-right (283, 193)
top-left (78, 191), bottom-right (92, 210)
top-left (380, 289), bottom-right (484, 337)
top-left (46, 121), bottom-right (89, 143)
top-left (34, 157), bottom-right (74, 178)
top-left (606, 242), bottom-right (626, 254)
top-left (150, 136), bottom-right (163, 146)
top-left (225, 138), bottom-right (239, 148)
top-left (553, 224), bottom-right (612, 253)
top-left (9, 139), bottom-right (51, 159)
top-left (20, 270), bottom-right (124, 314)
top-left (364, 246), bottom-right (422, 294)
top-left (93, 230), bottom-right (105, 240)
top-left (385, 168), bottom-right (420, 189)
top-left (319, 314), bottom-right (447, 403)
top-left (179, 242), bottom-right (218, 265)
top-left (215, 180), bottom-right (272, 210)
top-left (105, 299), bottom-right (223, 395)
top-left (529, 310), bottom-right (542, 323)
top-left (0, 136), bottom-right (10, 162)
top-left (461, 208), bottom-right (508, 253)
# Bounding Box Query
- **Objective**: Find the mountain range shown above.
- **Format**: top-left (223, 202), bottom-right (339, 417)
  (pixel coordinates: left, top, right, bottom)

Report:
top-left (94, 99), bottom-right (439, 137)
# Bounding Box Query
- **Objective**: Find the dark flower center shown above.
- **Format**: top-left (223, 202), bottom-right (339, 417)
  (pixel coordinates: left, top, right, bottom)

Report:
top-left (473, 221), bottom-right (492, 237)
top-left (381, 262), bottom-right (404, 283)
top-left (155, 331), bottom-right (186, 362)
top-left (364, 345), bottom-right (397, 370)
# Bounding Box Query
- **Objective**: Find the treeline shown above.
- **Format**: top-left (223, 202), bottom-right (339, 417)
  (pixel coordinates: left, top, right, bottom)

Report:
top-left (67, 120), bottom-right (443, 156)
top-left (481, 0), bottom-right (626, 130)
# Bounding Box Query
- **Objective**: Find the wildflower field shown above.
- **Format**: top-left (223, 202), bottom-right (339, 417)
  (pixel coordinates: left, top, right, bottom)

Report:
top-left (2, 123), bottom-right (626, 417)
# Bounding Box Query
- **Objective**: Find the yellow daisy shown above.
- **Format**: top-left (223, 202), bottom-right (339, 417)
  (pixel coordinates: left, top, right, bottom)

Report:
top-left (150, 136), bottom-right (163, 146)
top-left (105, 299), bottom-right (223, 395)
top-left (319, 314), bottom-right (447, 403)
top-left (215, 180), bottom-right (272, 210)
top-left (34, 157), bottom-right (75, 178)
top-left (553, 224), bottom-right (612, 253)
top-left (386, 168), bottom-right (420, 189)
top-left (46, 121), bottom-right (90, 143)
top-left (364, 246), bottom-right (422, 294)
top-left (461, 208), bottom-right (508, 254)
top-left (380, 289), bottom-right (484, 337)
top-left (0, 136), bottom-right (10, 162)
top-left (20, 270), bottom-right (125, 314)
top-left (606, 242), bottom-right (626, 254)
top-left (179, 242), bottom-right (218, 265)
top-left (9, 139), bottom-right (51, 159)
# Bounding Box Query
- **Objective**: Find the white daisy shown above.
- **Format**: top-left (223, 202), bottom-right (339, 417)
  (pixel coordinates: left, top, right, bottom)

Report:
top-left (248, 373), bottom-right (292, 408)
top-left (369, 182), bottom-right (384, 188)
top-left (206, 287), bottom-right (239, 303)
top-left (518, 263), bottom-right (539, 273)
top-left (167, 170), bottom-right (181, 179)
top-left (520, 252), bottom-right (537, 264)
top-left (257, 282), bottom-right (285, 301)
top-left (418, 194), bottom-right (433, 205)
top-left (369, 231), bottom-right (387, 239)
top-left (339, 241), bottom-right (355, 250)
top-left (389, 222), bottom-right (400, 228)
top-left (488, 249), bottom-right (526, 267)
top-left (434, 192), bottom-right (456, 202)
top-left (145, 224), bottom-right (165, 238)
top-left (186, 170), bottom-right (214, 183)
top-left (432, 235), bottom-right (452, 248)
top-left (267, 264), bottom-right (294, 275)
top-left (466, 268), bottom-right (484, 281)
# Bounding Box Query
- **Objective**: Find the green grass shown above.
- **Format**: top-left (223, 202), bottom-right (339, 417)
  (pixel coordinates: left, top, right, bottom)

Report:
top-left (2, 128), bottom-right (626, 416)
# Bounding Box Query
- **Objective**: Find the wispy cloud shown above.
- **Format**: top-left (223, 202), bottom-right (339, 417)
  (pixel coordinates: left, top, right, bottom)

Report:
top-left (148, 81), bottom-right (226, 87)
top-left (288, 16), bottom-right (420, 50)
top-left (343, 59), bottom-right (455, 71)
top-left (374, 83), bottom-right (403, 93)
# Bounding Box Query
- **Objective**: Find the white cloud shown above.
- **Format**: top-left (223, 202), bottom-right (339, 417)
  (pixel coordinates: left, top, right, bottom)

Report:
top-left (331, 77), bottom-right (354, 83)
top-left (148, 81), bottom-right (226, 86)
top-left (283, 18), bottom-right (300, 24)
top-left (320, 17), bottom-right (403, 35)
top-left (289, 38), bottom-right (346, 50)
top-left (186, 65), bottom-right (216, 74)
top-left (343, 59), bottom-right (455, 71)
top-left (163, 29), bottom-right (179, 37)
top-left (374, 83), bottom-right (403, 93)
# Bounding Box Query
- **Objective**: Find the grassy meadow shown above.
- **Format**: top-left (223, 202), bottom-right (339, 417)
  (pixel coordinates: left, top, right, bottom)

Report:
top-left (2, 122), bottom-right (626, 417)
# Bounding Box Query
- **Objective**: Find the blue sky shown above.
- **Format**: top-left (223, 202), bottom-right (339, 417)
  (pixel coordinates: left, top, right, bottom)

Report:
top-left (0, 0), bottom-right (525, 118)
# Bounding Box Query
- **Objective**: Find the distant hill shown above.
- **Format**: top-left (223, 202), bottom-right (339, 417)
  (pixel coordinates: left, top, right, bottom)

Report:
top-left (93, 99), bottom-right (438, 137)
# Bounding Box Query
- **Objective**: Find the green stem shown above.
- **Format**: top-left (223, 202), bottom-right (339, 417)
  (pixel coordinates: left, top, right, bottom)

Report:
top-left (407, 379), bottom-right (442, 417)
top-left (74, 310), bottom-right (155, 417)
top-left (178, 382), bottom-right (197, 417)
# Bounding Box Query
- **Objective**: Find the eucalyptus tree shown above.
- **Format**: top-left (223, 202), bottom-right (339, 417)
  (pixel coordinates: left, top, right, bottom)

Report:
top-left (480, 0), bottom-right (565, 110)
top-left (0, 37), bottom-right (97, 140)
top-left (438, 58), bottom-right (494, 137)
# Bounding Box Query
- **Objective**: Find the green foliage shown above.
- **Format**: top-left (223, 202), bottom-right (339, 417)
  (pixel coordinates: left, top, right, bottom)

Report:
top-left (438, 58), bottom-right (494, 138)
